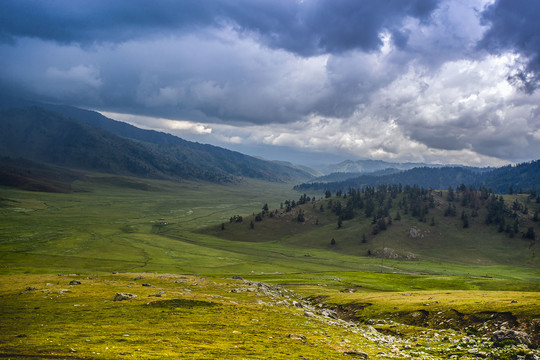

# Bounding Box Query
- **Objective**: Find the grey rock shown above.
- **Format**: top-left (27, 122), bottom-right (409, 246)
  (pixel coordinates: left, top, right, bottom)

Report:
top-left (114, 292), bottom-right (137, 301)
top-left (232, 276), bottom-right (244, 280)
top-left (343, 350), bottom-right (369, 359)
top-left (69, 280), bottom-right (81, 285)
top-left (25, 286), bottom-right (37, 291)
top-left (287, 333), bottom-right (306, 341)
top-left (320, 309), bottom-right (338, 319)
top-left (491, 329), bottom-right (531, 345)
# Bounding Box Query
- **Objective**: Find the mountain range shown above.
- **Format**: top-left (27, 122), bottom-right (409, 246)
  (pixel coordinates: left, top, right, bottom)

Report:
top-left (295, 161), bottom-right (540, 194)
top-left (0, 99), bottom-right (539, 194)
top-left (312, 159), bottom-right (446, 175)
top-left (0, 104), bottom-right (314, 186)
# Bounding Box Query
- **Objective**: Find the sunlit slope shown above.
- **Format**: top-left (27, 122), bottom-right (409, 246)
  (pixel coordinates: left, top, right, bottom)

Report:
top-left (201, 188), bottom-right (539, 269)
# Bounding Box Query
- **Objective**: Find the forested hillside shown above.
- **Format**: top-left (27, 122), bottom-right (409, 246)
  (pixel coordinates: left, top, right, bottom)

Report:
top-left (0, 106), bottom-right (313, 184)
top-left (295, 162), bottom-right (540, 194)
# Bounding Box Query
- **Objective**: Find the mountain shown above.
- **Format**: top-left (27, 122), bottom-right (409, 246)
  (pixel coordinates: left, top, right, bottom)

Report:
top-left (39, 104), bottom-right (315, 183)
top-left (314, 159), bottom-right (445, 175)
top-left (295, 162), bottom-right (540, 194)
top-left (310, 168), bottom-right (403, 183)
top-left (478, 160), bottom-right (540, 194)
top-left (0, 105), bottom-right (314, 184)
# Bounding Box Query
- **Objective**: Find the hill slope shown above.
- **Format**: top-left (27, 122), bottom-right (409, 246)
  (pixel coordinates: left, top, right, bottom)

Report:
top-left (37, 103), bottom-right (315, 183)
top-left (296, 162), bottom-right (540, 194)
top-left (0, 106), bottom-right (313, 183)
top-left (315, 159), bottom-right (445, 175)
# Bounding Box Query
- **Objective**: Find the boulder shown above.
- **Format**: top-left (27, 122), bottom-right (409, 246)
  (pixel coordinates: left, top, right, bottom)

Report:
top-left (69, 280), bottom-right (81, 285)
top-left (408, 227), bottom-right (423, 239)
top-left (343, 350), bottom-right (369, 359)
top-left (114, 293), bottom-right (137, 301)
top-left (287, 333), bottom-right (306, 341)
top-left (491, 329), bottom-right (531, 345)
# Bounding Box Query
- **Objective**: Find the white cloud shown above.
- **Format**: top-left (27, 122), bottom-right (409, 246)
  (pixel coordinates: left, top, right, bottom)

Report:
top-left (99, 111), bottom-right (212, 135)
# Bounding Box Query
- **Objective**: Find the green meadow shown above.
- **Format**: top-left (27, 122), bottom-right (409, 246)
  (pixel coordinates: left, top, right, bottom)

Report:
top-left (1, 175), bottom-right (539, 358)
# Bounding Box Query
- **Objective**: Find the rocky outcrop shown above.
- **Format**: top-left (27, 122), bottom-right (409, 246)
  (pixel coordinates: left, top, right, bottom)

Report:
top-left (114, 292), bottom-right (137, 301)
top-left (492, 329), bottom-right (531, 345)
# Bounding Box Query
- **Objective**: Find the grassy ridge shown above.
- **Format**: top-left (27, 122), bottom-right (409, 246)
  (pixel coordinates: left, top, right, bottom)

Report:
top-left (202, 190), bottom-right (539, 269)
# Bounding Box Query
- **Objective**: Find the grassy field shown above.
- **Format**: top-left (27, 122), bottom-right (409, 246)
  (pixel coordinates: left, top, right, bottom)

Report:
top-left (1, 175), bottom-right (539, 358)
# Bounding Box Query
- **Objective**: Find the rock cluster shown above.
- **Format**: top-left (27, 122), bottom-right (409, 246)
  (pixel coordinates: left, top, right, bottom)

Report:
top-left (114, 292), bottom-right (137, 301)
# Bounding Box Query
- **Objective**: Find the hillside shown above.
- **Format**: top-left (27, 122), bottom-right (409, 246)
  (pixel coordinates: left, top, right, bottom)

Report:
top-left (0, 105), bottom-right (313, 184)
top-left (36, 103), bottom-right (315, 183)
top-left (314, 159), bottom-right (445, 175)
top-left (202, 185), bottom-right (540, 268)
top-left (296, 162), bottom-right (540, 194)
top-left (0, 156), bottom-right (81, 193)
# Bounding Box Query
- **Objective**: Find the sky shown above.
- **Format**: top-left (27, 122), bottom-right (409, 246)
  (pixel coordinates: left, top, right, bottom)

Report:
top-left (1, 0), bottom-right (540, 167)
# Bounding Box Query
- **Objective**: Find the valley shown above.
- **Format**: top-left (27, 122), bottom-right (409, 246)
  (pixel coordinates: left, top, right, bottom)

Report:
top-left (1, 174), bottom-right (539, 359)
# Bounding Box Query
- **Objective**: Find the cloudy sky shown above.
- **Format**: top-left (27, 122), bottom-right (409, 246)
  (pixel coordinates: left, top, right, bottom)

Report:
top-left (1, 0), bottom-right (539, 166)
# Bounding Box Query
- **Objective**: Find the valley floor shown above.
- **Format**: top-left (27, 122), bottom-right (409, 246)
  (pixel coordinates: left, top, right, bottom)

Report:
top-left (2, 273), bottom-right (539, 360)
top-left (1, 178), bottom-right (539, 359)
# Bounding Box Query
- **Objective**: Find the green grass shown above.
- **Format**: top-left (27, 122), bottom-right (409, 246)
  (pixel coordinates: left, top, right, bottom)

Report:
top-left (202, 191), bottom-right (540, 269)
top-left (1, 175), bottom-right (540, 358)
top-left (0, 273), bottom-right (394, 359)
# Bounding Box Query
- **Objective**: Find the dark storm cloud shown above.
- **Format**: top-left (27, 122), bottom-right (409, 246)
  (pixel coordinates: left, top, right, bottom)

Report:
top-left (0, 0), bottom-right (440, 56)
top-left (0, 0), bottom-right (216, 45)
top-left (2, 0), bottom-right (539, 166)
top-left (479, 0), bottom-right (540, 92)
top-left (228, 0), bottom-right (440, 56)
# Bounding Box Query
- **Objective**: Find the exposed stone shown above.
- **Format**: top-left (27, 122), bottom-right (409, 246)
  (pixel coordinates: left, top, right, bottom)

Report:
top-left (320, 309), bottom-right (338, 319)
top-left (343, 350), bottom-right (369, 359)
top-left (69, 280), bottom-right (81, 285)
top-left (232, 276), bottom-right (244, 280)
top-left (25, 286), bottom-right (37, 291)
top-left (408, 227), bottom-right (423, 239)
top-left (288, 333), bottom-right (306, 341)
top-left (114, 293), bottom-right (137, 301)
top-left (491, 329), bottom-right (531, 345)
top-left (133, 275), bottom-right (145, 280)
